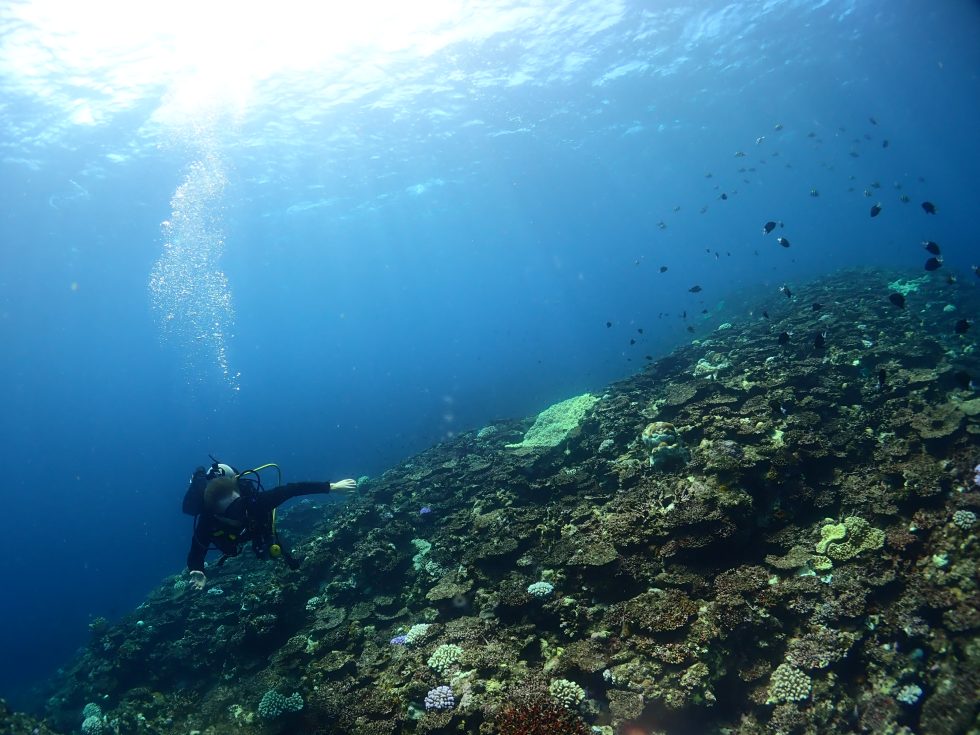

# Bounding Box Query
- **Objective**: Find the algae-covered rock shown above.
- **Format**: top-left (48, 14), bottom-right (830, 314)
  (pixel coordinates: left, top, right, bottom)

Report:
top-left (623, 589), bottom-right (698, 634)
top-left (911, 401), bottom-right (963, 440)
top-left (607, 689), bottom-right (644, 722)
top-left (641, 421), bottom-right (690, 469)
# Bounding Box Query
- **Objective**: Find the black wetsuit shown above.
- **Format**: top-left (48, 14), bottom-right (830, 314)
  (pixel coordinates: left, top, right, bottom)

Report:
top-left (187, 482), bottom-right (331, 573)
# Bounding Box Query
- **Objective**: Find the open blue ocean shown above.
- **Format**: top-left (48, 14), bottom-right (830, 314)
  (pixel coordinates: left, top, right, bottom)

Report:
top-left (0, 0), bottom-right (978, 716)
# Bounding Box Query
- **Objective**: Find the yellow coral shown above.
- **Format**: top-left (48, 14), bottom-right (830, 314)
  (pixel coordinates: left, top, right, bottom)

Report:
top-left (816, 516), bottom-right (884, 562)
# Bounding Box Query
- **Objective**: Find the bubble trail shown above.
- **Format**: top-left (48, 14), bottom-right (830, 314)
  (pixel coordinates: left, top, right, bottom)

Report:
top-left (148, 151), bottom-right (240, 391)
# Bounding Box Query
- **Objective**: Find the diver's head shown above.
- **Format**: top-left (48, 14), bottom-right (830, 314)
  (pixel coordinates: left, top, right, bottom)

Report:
top-left (207, 463), bottom-right (236, 481)
top-left (204, 476), bottom-right (240, 514)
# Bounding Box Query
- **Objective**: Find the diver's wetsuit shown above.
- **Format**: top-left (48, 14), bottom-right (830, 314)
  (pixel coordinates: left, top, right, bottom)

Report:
top-left (187, 482), bottom-right (331, 573)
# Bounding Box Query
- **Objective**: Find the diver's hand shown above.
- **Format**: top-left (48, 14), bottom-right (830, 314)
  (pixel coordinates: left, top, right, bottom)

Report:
top-left (329, 478), bottom-right (357, 493)
top-left (189, 570), bottom-right (206, 590)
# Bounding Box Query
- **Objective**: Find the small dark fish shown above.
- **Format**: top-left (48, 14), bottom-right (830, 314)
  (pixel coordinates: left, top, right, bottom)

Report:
top-left (689, 285), bottom-right (702, 293)
top-left (870, 202), bottom-right (882, 217)
top-left (946, 274), bottom-right (956, 285)
top-left (720, 192), bottom-right (728, 200)
top-left (659, 265), bottom-right (668, 273)
top-left (814, 332), bottom-right (826, 349)
top-left (763, 220), bottom-right (778, 235)
top-left (812, 302), bottom-right (822, 311)
top-left (869, 116), bottom-right (878, 126)
top-left (606, 321), bottom-right (613, 328)
top-left (780, 285), bottom-right (793, 299)
top-left (877, 369), bottom-right (887, 390)
top-left (777, 331), bottom-right (790, 345)
top-left (955, 319), bottom-right (971, 334)
top-left (924, 257), bottom-right (943, 271)
top-left (777, 236), bottom-right (791, 248)
top-left (762, 310), bottom-right (770, 319)
top-left (630, 338), bottom-right (636, 345)
top-left (899, 193), bottom-right (910, 203)
top-left (922, 241), bottom-right (941, 255)
top-left (921, 201), bottom-right (937, 214)
top-left (888, 292), bottom-right (906, 308)
top-left (954, 371), bottom-right (974, 390)
top-left (882, 139), bottom-right (889, 148)
top-left (686, 326), bottom-right (695, 333)
top-left (974, 265), bottom-right (980, 278)
top-left (644, 355), bottom-right (653, 361)
top-left (637, 328), bottom-right (644, 334)
top-left (681, 310), bottom-right (687, 319)
top-left (701, 309), bottom-right (708, 314)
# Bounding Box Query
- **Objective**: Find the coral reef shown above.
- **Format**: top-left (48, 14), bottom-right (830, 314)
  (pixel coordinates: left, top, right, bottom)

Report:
top-left (17, 268), bottom-right (980, 735)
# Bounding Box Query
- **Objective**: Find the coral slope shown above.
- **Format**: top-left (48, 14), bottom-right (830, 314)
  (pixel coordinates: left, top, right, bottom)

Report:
top-left (14, 269), bottom-right (980, 735)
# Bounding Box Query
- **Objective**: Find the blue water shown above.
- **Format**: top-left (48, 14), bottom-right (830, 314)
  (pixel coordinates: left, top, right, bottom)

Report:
top-left (0, 0), bottom-right (978, 712)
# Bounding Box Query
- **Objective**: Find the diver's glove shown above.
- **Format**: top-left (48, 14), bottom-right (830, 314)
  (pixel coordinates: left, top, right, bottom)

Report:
top-left (329, 478), bottom-right (357, 493)
top-left (189, 570), bottom-right (206, 590)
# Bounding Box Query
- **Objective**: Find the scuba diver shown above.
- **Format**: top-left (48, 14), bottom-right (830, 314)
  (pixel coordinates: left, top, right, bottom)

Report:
top-left (182, 457), bottom-right (357, 590)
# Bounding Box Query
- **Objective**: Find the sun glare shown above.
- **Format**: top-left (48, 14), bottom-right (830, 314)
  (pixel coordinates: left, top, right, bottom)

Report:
top-left (7, 0), bottom-right (471, 125)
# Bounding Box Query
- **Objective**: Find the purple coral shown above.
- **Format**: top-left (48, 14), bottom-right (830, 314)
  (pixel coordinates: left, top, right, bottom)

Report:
top-left (389, 634), bottom-right (408, 646)
top-left (973, 464), bottom-right (980, 486)
top-left (419, 505), bottom-right (433, 516)
top-left (424, 685), bottom-right (455, 710)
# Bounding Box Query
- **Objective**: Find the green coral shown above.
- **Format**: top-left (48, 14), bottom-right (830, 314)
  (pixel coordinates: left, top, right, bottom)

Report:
top-left (427, 643), bottom-right (464, 675)
top-left (404, 623), bottom-right (432, 646)
top-left (811, 555), bottom-right (833, 572)
top-left (816, 516), bottom-right (884, 562)
top-left (887, 275), bottom-right (927, 295)
top-left (506, 393), bottom-right (599, 449)
top-left (815, 523), bottom-right (847, 555)
top-left (548, 678), bottom-right (586, 708)
top-left (257, 690), bottom-right (304, 719)
top-left (411, 539), bottom-right (432, 571)
top-left (81, 715), bottom-right (105, 735)
top-left (766, 663), bottom-right (811, 704)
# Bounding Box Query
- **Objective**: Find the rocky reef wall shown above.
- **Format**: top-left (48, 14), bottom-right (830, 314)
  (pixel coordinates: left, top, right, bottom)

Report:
top-left (14, 268), bottom-right (980, 735)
